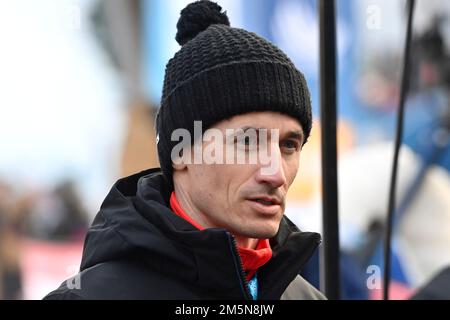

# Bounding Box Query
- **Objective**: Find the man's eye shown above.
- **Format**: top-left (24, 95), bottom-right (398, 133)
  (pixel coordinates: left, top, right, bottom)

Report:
top-left (236, 135), bottom-right (257, 148)
top-left (281, 140), bottom-right (300, 152)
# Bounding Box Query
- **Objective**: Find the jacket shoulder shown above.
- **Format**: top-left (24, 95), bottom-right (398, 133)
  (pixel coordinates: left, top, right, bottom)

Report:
top-left (43, 259), bottom-right (200, 300)
top-left (43, 286), bottom-right (83, 300)
top-left (280, 275), bottom-right (327, 300)
top-left (43, 260), bottom-right (148, 300)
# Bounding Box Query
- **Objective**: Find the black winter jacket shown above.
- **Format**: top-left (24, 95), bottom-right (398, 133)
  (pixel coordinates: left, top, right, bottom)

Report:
top-left (44, 169), bottom-right (324, 300)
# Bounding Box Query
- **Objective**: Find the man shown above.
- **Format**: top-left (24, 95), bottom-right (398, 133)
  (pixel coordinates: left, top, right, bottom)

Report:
top-left (44, 0), bottom-right (325, 300)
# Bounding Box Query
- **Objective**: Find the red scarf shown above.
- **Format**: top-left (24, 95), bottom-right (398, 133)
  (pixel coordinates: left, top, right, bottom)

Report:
top-left (170, 192), bottom-right (272, 281)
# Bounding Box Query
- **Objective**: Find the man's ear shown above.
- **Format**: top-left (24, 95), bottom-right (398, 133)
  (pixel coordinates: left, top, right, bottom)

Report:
top-left (172, 160), bottom-right (187, 171)
top-left (172, 149), bottom-right (188, 171)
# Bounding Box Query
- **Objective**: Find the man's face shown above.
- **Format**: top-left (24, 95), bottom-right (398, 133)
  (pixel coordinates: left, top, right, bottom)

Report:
top-left (174, 111), bottom-right (304, 239)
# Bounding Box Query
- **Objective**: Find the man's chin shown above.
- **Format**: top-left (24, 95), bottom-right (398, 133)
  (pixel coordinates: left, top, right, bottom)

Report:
top-left (240, 225), bottom-right (280, 239)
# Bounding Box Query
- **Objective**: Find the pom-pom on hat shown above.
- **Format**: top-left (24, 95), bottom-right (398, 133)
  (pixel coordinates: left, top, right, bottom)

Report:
top-left (156, 0), bottom-right (312, 185)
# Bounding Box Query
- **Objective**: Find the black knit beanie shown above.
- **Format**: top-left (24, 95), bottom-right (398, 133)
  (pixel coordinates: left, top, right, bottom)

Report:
top-left (156, 0), bottom-right (312, 185)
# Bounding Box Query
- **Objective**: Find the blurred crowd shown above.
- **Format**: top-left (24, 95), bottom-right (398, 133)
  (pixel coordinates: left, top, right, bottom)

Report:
top-left (0, 179), bottom-right (88, 299)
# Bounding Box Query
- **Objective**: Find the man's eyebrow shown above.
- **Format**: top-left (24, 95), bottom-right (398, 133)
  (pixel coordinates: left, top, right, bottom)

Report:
top-left (285, 130), bottom-right (304, 141)
top-left (226, 127), bottom-right (304, 141)
top-left (240, 126), bottom-right (259, 132)
top-left (225, 126), bottom-right (260, 136)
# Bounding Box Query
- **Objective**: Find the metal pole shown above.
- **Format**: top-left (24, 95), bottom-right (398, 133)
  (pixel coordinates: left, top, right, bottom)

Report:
top-left (383, 0), bottom-right (416, 300)
top-left (318, 0), bottom-right (340, 300)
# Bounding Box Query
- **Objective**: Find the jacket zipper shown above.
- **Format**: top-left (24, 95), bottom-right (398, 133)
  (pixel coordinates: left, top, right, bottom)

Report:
top-left (227, 232), bottom-right (252, 300)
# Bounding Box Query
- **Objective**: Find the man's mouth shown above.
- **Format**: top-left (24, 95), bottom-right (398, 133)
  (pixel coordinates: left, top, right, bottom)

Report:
top-left (253, 199), bottom-right (274, 206)
top-left (248, 196), bottom-right (282, 206)
top-left (246, 196), bottom-right (282, 215)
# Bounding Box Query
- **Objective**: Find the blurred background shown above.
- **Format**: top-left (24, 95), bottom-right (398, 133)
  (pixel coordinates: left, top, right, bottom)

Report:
top-left (0, 0), bottom-right (449, 300)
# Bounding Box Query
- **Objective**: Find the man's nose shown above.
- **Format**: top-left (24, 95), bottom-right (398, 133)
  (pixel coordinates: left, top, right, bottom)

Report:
top-left (256, 146), bottom-right (286, 188)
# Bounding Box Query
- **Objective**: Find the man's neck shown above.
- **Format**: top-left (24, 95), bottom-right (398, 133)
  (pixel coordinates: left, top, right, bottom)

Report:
top-left (234, 236), bottom-right (259, 250)
top-left (173, 188), bottom-right (258, 249)
top-left (173, 186), bottom-right (211, 229)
